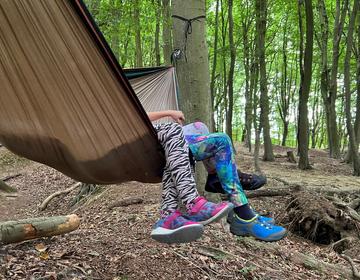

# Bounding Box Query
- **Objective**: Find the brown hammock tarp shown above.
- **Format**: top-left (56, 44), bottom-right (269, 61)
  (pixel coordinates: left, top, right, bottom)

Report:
top-left (0, 0), bottom-right (165, 184)
top-left (124, 67), bottom-right (179, 124)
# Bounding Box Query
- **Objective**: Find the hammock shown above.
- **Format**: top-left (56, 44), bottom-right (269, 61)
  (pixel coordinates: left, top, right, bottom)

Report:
top-left (124, 67), bottom-right (179, 124)
top-left (0, 0), bottom-right (165, 184)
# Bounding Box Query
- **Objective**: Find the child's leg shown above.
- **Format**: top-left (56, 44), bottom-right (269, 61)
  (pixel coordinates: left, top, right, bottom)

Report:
top-left (186, 133), bottom-right (248, 207)
top-left (155, 123), bottom-right (199, 214)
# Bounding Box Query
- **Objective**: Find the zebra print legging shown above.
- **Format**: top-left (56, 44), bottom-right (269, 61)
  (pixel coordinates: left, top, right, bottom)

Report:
top-left (155, 123), bottom-right (199, 217)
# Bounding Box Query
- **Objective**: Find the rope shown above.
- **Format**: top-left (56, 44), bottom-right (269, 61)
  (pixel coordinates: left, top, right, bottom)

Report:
top-left (171, 15), bottom-right (206, 63)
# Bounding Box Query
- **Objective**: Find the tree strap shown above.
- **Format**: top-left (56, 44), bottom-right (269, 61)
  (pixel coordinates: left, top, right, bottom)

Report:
top-left (171, 15), bottom-right (206, 62)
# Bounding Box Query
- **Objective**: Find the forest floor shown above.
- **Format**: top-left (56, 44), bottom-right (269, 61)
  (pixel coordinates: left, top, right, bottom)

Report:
top-left (0, 143), bottom-right (359, 280)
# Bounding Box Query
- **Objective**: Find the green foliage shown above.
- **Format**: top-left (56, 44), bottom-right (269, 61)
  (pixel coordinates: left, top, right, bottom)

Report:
top-left (83, 0), bottom-right (359, 151)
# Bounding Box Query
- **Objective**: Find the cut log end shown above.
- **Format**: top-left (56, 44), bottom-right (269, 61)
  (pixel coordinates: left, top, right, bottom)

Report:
top-left (0, 214), bottom-right (80, 245)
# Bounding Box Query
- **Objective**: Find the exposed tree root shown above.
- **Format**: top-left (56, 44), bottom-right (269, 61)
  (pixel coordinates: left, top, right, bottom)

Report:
top-left (240, 237), bottom-right (354, 279)
top-left (280, 191), bottom-right (359, 251)
top-left (70, 183), bottom-right (102, 207)
top-left (341, 254), bottom-right (360, 279)
top-left (39, 182), bottom-right (82, 211)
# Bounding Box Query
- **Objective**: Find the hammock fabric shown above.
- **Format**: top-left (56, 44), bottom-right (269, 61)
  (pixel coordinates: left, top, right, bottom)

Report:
top-left (0, 0), bottom-right (165, 184)
top-left (124, 67), bottom-right (179, 124)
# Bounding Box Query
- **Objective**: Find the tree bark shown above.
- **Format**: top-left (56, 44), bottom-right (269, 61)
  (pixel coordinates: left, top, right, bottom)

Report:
top-left (172, 0), bottom-right (211, 193)
top-left (318, 0), bottom-right (348, 158)
top-left (154, 0), bottom-right (161, 66)
top-left (242, 10), bottom-right (253, 151)
top-left (134, 0), bottom-right (143, 67)
top-left (344, 0), bottom-right (360, 176)
top-left (226, 0), bottom-right (235, 139)
top-left (210, 0), bottom-right (220, 132)
top-left (0, 214), bottom-right (80, 245)
top-left (172, 0), bottom-right (211, 126)
top-left (162, 0), bottom-right (172, 65)
top-left (256, 0), bottom-right (274, 161)
top-left (297, 0), bottom-right (313, 170)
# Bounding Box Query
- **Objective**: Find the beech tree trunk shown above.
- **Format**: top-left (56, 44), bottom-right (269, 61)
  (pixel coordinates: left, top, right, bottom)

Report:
top-left (172, 0), bottom-right (211, 126)
top-left (134, 0), bottom-right (143, 67)
top-left (298, 0), bottom-right (313, 170)
top-left (255, 0), bottom-right (274, 161)
top-left (172, 0), bottom-right (211, 193)
top-left (242, 10), bottom-right (253, 151)
top-left (162, 0), bottom-right (172, 65)
top-left (154, 0), bottom-right (161, 66)
top-left (0, 214), bottom-right (80, 244)
top-left (210, 0), bottom-right (220, 132)
top-left (318, 0), bottom-right (348, 159)
top-left (226, 0), bottom-right (235, 139)
top-left (344, 0), bottom-right (360, 176)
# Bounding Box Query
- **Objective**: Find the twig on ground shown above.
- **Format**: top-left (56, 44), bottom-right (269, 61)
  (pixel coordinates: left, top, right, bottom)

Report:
top-left (2, 174), bottom-right (21, 182)
top-left (39, 182), bottom-right (81, 211)
top-left (329, 237), bottom-right (353, 251)
top-left (341, 254), bottom-right (360, 279)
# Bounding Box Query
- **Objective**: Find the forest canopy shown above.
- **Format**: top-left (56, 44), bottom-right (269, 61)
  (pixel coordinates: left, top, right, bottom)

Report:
top-left (84, 0), bottom-right (360, 172)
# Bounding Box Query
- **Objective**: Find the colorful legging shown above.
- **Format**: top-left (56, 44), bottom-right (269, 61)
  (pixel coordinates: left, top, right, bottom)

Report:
top-left (155, 123), bottom-right (248, 216)
top-left (186, 133), bottom-right (248, 207)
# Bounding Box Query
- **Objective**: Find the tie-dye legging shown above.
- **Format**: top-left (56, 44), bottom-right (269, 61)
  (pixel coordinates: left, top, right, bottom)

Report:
top-left (186, 133), bottom-right (248, 207)
top-left (155, 122), bottom-right (248, 216)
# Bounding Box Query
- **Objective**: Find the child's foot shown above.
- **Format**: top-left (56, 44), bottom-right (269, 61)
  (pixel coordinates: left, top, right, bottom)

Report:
top-left (151, 210), bottom-right (204, 244)
top-left (185, 196), bottom-right (233, 225)
top-left (227, 210), bottom-right (275, 224)
top-left (230, 215), bottom-right (286, 242)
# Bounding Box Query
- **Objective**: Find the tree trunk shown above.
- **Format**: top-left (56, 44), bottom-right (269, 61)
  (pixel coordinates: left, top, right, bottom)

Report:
top-left (154, 0), bottom-right (161, 66)
top-left (162, 0), bottom-right (172, 65)
top-left (172, 0), bottom-right (211, 193)
top-left (298, 0), bottom-right (313, 170)
top-left (344, 0), bottom-right (360, 176)
top-left (109, 0), bottom-right (120, 60)
top-left (243, 18), bottom-right (253, 151)
top-left (210, 0), bottom-right (220, 132)
top-left (226, 0), bottom-right (235, 139)
top-left (321, 0), bottom-right (348, 158)
top-left (0, 214), bottom-right (80, 245)
top-left (134, 0), bottom-right (143, 67)
top-left (255, 0), bottom-right (273, 161)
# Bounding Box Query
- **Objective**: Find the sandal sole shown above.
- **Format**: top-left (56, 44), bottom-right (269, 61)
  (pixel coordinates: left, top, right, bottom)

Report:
top-left (151, 224), bottom-right (204, 244)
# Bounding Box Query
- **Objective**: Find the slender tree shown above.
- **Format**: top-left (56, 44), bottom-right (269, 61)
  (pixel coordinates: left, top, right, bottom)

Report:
top-left (241, 0), bottom-right (254, 151)
top-left (154, 0), bottom-right (161, 66)
top-left (256, 0), bottom-right (274, 161)
top-left (298, 0), bottom-right (313, 170)
top-left (162, 0), bottom-right (172, 65)
top-left (134, 0), bottom-right (143, 67)
top-left (210, 0), bottom-right (220, 132)
top-left (226, 0), bottom-right (235, 139)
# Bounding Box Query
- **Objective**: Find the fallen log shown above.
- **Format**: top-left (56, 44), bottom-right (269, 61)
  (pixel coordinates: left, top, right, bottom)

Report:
top-left (39, 182), bottom-right (81, 211)
top-left (0, 214), bottom-right (80, 244)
